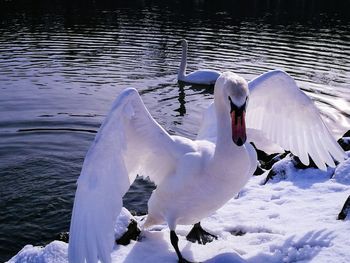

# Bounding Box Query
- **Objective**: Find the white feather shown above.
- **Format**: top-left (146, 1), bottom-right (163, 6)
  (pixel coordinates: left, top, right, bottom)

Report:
top-left (245, 69), bottom-right (345, 170)
top-left (69, 74), bottom-right (258, 263)
top-left (68, 88), bottom-right (181, 263)
top-left (199, 69), bottom-right (345, 170)
top-left (68, 70), bottom-right (346, 263)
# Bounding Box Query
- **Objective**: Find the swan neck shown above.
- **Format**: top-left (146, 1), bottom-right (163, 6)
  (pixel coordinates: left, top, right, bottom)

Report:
top-left (215, 108), bottom-right (232, 149)
top-left (213, 87), bottom-right (237, 154)
top-left (178, 43), bottom-right (187, 80)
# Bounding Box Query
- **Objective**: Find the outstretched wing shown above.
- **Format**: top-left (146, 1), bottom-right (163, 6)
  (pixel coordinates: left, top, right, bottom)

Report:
top-left (68, 88), bottom-right (178, 263)
top-left (196, 104), bottom-right (284, 155)
top-left (246, 69), bottom-right (345, 170)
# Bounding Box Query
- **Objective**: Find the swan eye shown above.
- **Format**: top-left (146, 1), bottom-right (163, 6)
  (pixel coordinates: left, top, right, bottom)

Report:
top-left (228, 96), bottom-right (247, 113)
top-left (228, 96), bottom-right (236, 113)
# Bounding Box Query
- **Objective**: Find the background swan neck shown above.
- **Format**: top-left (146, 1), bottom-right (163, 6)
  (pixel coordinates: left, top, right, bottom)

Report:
top-left (178, 43), bottom-right (187, 79)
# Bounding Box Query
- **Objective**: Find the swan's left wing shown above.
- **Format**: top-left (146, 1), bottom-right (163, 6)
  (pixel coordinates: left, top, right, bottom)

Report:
top-left (68, 88), bottom-right (179, 263)
top-left (196, 102), bottom-right (284, 154)
top-left (247, 70), bottom-right (345, 170)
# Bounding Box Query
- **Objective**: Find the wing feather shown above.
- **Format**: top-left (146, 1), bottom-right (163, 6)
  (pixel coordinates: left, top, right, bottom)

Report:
top-left (69, 88), bottom-right (178, 263)
top-left (297, 129), bottom-right (308, 165)
top-left (247, 69), bottom-right (345, 170)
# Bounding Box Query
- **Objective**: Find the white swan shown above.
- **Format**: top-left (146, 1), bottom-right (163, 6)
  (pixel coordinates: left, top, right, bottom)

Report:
top-left (68, 70), bottom-right (345, 263)
top-left (176, 39), bottom-right (221, 85)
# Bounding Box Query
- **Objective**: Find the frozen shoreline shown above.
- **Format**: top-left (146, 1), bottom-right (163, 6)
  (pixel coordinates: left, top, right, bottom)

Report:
top-left (8, 151), bottom-right (350, 263)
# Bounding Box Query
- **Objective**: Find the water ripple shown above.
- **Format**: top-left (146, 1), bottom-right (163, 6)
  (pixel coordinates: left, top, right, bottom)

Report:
top-left (0, 4), bottom-right (350, 262)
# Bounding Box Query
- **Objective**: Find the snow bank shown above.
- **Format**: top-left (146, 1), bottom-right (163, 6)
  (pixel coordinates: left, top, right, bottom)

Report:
top-left (333, 152), bottom-right (350, 185)
top-left (8, 241), bottom-right (68, 263)
top-left (8, 157), bottom-right (350, 263)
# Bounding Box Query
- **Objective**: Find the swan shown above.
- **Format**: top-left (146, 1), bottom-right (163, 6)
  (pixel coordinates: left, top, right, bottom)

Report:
top-left (176, 39), bottom-right (221, 85)
top-left (68, 70), bottom-right (345, 263)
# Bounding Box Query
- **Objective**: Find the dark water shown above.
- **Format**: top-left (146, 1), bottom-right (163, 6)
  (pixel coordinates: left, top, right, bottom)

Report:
top-left (1, 0), bottom-right (350, 261)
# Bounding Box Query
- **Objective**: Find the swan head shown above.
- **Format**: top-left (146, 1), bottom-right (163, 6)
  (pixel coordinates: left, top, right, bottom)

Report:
top-left (175, 39), bottom-right (188, 48)
top-left (216, 72), bottom-right (249, 147)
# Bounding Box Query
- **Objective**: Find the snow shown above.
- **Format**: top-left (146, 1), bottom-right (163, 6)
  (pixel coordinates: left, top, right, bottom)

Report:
top-left (333, 152), bottom-right (350, 185)
top-left (8, 155), bottom-right (350, 263)
top-left (8, 241), bottom-right (68, 263)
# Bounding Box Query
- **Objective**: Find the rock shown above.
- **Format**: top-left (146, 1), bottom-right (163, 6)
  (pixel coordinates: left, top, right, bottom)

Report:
top-left (262, 153), bottom-right (322, 185)
top-left (116, 219), bottom-right (141, 245)
top-left (262, 168), bottom-right (278, 185)
top-left (253, 165), bottom-right (266, 176)
top-left (263, 151), bottom-right (326, 184)
top-left (291, 155), bottom-right (318, 170)
top-left (56, 232), bottom-right (69, 243)
top-left (114, 207), bottom-right (135, 240)
top-left (54, 208), bottom-right (142, 246)
top-left (253, 146), bottom-right (278, 165)
top-left (250, 142), bottom-right (285, 170)
top-left (338, 137), bottom-right (350, 151)
top-left (337, 195), bottom-right (350, 220)
top-left (262, 152), bottom-right (289, 170)
top-left (337, 130), bottom-right (350, 151)
top-left (262, 155), bottom-right (293, 185)
top-left (230, 229), bottom-right (246, 236)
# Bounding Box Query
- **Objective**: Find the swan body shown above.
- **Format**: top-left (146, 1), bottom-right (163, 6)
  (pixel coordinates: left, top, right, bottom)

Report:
top-left (68, 70), bottom-right (345, 263)
top-left (177, 39), bottom-right (221, 85)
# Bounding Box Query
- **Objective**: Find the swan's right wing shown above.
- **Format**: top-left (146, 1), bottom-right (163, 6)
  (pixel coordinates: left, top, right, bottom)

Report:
top-left (68, 88), bottom-right (179, 263)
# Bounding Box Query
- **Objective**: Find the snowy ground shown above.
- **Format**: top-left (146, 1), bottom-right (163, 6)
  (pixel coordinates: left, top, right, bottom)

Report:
top-left (8, 154), bottom-right (350, 263)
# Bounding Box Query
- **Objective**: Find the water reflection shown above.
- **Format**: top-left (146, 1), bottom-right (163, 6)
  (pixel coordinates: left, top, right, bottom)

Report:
top-left (0, 0), bottom-right (349, 261)
top-left (175, 84), bottom-right (187, 116)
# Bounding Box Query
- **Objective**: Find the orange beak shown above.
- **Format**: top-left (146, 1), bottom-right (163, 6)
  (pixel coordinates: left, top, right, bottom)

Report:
top-left (229, 96), bottom-right (247, 146)
top-left (231, 110), bottom-right (246, 146)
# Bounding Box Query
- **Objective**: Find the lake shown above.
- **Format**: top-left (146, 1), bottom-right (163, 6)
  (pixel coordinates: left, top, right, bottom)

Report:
top-left (0, 0), bottom-right (349, 261)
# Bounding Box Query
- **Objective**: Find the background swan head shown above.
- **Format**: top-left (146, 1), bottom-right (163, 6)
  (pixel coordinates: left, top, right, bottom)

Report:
top-left (175, 38), bottom-right (187, 48)
top-left (215, 72), bottom-right (249, 146)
